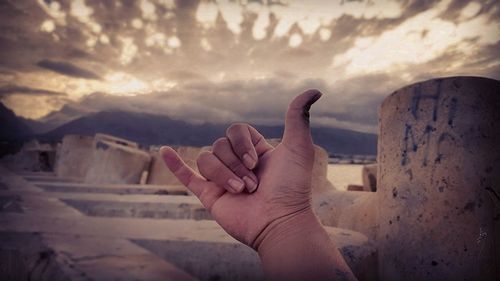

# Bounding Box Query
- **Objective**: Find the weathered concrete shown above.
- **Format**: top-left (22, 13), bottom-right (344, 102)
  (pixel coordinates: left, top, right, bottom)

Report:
top-left (347, 184), bottom-right (364, 191)
top-left (55, 135), bottom-right (94, 181)
top-left (2, 140), bottom-right (57, 172)
top-left (33, 181), bottom-right (188, 195)
top-left (377, 77), bottom-right (500, 281)
top-left (85, 140), bottom-right (151, 184)
top-left (1, 164), bottom-right (376, 281)
top-left (62, 199), bottom-right (212, 220)
top-left (313, 190), bottom-right (379, 242)
top-left (0, 232), bottom-right (198, 281)
top-left (362, 164), bottom-right (377, 192)
top-left (95, 133), bottom-right (139, 148)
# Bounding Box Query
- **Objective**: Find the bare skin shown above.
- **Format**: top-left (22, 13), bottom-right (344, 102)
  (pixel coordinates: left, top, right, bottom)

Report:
top-left (161, 89), bottom-right (357, 281)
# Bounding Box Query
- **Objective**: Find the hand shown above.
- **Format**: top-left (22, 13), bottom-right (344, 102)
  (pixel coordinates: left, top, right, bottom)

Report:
top-left (160, 89), bottom-right (322, 248)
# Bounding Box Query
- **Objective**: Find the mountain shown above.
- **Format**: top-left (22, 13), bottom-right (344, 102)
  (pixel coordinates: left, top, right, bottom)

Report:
top-left (35, 103), bottom-right (93, 133)
top-left (40, 110), bottom-right (377, 155)
top-left (0, 102), bottom-right (32, 141)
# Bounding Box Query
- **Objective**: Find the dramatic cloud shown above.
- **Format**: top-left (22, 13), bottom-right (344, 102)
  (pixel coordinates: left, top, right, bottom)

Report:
top-left (36, 59), bottom-right (101, 80)
top-left (0, 0), bottom-right (498, 131)
top-left (0, 85), bottom-right (67, 97)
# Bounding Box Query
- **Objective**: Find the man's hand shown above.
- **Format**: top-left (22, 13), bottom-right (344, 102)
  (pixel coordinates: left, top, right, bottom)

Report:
top-left (160, 89), bottom-right (320, 247)
top-left (161, 89), bottom-right (357, 280)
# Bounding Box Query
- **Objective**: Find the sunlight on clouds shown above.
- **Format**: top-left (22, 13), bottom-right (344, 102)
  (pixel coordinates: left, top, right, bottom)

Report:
top-left (36, 0), bottom-right (66, 25)
top-left (194, 0), bottom-right (404, 41)
top-left (145, 33), bottom-right (167, 48)
top-left (2, 94), bottom-right (66, 119)
top-left (40, 20), bottom-right (55, 33)
top-left (331, 0), bottom-right (500, 77)
top-left (70, 0), bottom-right (93, 23)
top-left (200, 38), bottom-right (212, 51)
top-left (151, 78), bottom-right (177, 91)
top-left (140, 0), bottom-right (157, 21)
top-left (460, 2), bottom-right (482, 20)
top-left (298, 17), bottom-right (321, 35)
top-left (289, 33), bottom-right (303, 48)
top-left (104, 72), bottom-right (149, 96)
top-left (217, 0), bottom-right (244, 34)
top-left (196, 2), bottom-right (219, 28)
top-left (119, 37), bottom-right (139, 65)
top-left (168, 36), bottom-right (181, 48)
top-left (157, 0), bottom-right (176, 10)
top-left (319, 28), bottom-right (331, 41)
top-left (99, 34), bottom-right (110, 44)
top-left (251, 7), bottom-right (270, 40)
top-left (131, 18), bottom-right (144, 29)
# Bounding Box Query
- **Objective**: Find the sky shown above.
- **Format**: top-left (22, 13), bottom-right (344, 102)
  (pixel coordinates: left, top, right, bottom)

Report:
top-left (0, 0), bottom-right (499, 133)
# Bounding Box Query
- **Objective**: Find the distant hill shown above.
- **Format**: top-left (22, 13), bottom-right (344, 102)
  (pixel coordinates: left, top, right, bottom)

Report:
top-left (40, 110), bottom-right (377, 155)
top-left (0, 102), bottom-right (32, 141)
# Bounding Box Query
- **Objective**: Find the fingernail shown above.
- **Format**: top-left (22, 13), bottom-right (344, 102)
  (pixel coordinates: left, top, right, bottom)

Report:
top-left (243, 176), bottom-right (258, 193)
top-left (243, 153), bottom-right (256, 169)
top-left (228, 178), bottom-right (245, 193)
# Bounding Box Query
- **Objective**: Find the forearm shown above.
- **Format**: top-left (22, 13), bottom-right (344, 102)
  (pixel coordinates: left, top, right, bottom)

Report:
top-left (254, 209), bottom-right (357, 281)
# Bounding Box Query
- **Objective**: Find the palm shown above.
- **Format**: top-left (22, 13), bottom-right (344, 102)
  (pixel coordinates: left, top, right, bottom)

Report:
top-left (209, 143), bottom-right (314, 245)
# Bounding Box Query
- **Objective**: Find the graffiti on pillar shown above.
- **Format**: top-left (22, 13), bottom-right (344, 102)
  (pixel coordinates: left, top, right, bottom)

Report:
top-left (401, 124), bottom-right (433, 166)
top-left (410, 83), bottom-right (441, 121)
top-left (401, 79), bottom-right (458, 166)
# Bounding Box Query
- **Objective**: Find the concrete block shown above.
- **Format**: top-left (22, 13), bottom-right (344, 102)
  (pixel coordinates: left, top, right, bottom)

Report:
top-left (313, 190), bottom-right (379, 242)
top-left (54, 135), bottom-right (94, 180)
top-left (85, 140), bottom-right (151, 184)
top-left (377, 77), bottom-right (500, 281)
top-left (362, 164), bottom-right (377, 192)
top-left (347, 184), bottom-right (364, 191)
top-left (3, 140), bottom-right (57, 172)
top-left (95, 133), bottom-right (139, 148)
top-left (33, 182), bottom-right (188, 195)
top-left (61, 198), bottom-right (211, 220)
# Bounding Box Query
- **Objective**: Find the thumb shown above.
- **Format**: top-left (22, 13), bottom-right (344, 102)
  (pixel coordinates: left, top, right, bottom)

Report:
top-left (282, 89), bottom-right (322, 152)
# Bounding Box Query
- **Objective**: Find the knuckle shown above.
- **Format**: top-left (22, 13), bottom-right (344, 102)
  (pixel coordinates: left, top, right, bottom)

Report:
top-left (212, 137), bottom-right (229, 152)
top-left (226, 122), bottom-right (247, 136)
top-left (196, 151), bottom-right (212, 167)
top-left (228, 159), bottom-right (245, 173)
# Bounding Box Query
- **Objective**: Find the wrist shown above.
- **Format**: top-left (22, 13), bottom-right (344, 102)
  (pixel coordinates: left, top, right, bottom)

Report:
top-left (252, 207), bottom-right (323, 254)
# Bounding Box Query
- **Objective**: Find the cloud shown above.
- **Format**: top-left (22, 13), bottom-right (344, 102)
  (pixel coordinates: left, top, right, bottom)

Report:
top-left (36, 59), bottom-right (101, 80)
top-left (0, 85), bottom-right (67, 97)
top-left (331, 0), bottom-right (499, 77)
top-left (51, 75), bottom-right (396, 133)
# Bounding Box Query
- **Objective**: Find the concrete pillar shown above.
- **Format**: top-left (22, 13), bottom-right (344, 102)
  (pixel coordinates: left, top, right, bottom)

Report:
top-left (55, 135), bottom-right (94, 180)
top-left (84, 140), bottom-right (151, 184)
top-left (377, 77), bottom-right (500, 281)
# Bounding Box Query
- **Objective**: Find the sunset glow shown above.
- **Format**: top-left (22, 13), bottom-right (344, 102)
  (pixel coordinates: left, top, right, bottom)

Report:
top-left (0, 0), bottom-right (498, 132)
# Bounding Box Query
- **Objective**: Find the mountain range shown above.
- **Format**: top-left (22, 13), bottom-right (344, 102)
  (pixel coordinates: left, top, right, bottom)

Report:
top-left (0, 102), bottom-right (377, 155)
